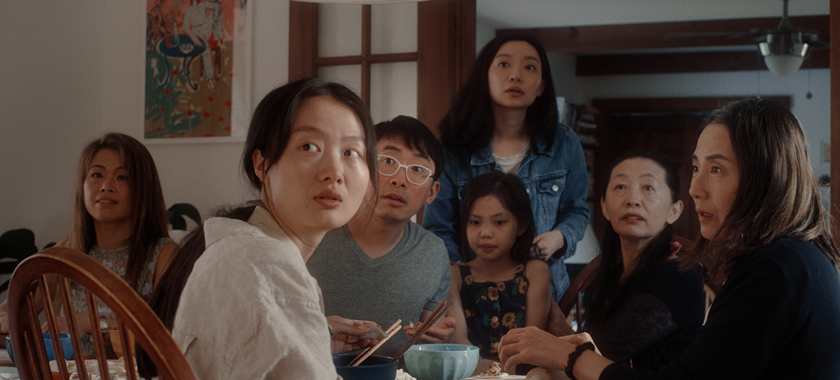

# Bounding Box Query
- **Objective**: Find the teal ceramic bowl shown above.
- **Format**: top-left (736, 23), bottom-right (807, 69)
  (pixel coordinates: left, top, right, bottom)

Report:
top-left (6, 333), bottom-right (74, 364)
top-left (404, 343), bottom-right (480, 380)
top-left (333, 354), bottom-right (398, 380)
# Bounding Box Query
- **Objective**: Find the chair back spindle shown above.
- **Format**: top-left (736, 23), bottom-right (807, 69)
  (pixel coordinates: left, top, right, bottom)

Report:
top-left (8, 247), bottom-right (196, 380)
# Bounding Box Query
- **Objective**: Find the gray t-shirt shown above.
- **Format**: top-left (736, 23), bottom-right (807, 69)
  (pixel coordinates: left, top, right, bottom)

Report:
top-left (307, 222), bottom-right (452, 356)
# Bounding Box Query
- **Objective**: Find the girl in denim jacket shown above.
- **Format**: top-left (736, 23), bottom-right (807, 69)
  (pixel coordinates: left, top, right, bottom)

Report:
top-left (424, 35), bottom-right (590, 302)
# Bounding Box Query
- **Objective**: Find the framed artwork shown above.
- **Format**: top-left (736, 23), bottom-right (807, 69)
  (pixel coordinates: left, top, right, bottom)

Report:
top-left (144, 0), bottom-right (251, 143)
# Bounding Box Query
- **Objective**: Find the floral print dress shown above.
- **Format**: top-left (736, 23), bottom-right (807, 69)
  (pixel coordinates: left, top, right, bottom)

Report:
top-left (68, 237), bottom-right (172, 357)
top-left (458, 261), bottom-right (529, 355)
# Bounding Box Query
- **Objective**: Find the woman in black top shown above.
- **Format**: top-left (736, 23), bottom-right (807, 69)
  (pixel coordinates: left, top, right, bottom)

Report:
top-left (578, 151), bottom-right (704, 370)
top-left (498, 98), bottom-right (840, 380)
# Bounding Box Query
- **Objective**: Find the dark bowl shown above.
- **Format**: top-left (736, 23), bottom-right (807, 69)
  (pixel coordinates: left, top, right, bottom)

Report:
top-left (333, 354), bottom-right (398, 380)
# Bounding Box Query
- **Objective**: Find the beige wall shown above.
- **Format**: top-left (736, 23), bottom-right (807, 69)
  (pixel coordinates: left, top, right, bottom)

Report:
top-left (1, 1), bottom-right (290, 248)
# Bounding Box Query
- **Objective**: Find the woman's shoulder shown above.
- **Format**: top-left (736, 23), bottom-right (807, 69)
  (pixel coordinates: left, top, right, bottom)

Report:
top-left (749, 239), bottom-right (827, 266)
top-left (739, 239), bottom-right (839, 291)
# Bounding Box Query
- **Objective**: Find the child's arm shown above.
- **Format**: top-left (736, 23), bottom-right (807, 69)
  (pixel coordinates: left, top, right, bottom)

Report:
top-left (524, 259), bottom-right (551, 330)
top-left (447, 264), bottom-right (472, 346)
top-left (448, 264), bottom-right (498, 376)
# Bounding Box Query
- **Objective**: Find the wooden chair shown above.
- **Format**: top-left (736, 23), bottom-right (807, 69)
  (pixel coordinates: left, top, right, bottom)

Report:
top-left (8, 247), bottom-right (196, 380)
top-left (557, 254), bottom-right (601, 332)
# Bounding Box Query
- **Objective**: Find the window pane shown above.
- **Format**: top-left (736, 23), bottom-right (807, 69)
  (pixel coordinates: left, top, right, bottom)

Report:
top-left (370, 62), bottom-right (417, 123)
top-left (371, 2), bottom-right (417, 55)
top-left (319, 4), bottom-right (361, 57)
top-left (318, 65), bottom-right (363, 99)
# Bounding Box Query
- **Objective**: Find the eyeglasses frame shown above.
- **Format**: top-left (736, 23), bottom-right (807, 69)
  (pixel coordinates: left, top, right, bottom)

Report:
top-left (376, 154), bottom-right (434, 186)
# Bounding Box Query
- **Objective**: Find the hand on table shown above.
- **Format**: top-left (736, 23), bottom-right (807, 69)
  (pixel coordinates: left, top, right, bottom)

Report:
top-left (498, 326), bottom-right (575, 374)
top-left (402, 316), bottom-right (456, 344)
top-left (532, 231), bottom-right (566, 261)
top-left (327, 315), bottom-right (377, 355)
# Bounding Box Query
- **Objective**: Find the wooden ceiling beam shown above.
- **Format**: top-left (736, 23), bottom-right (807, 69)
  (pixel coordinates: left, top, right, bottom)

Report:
top-left (591, 96), bottom-right (791, 114)
top-left (577, 48), bottom-right (829, 76)
top-left (497, 16), bottom-right (829, 52)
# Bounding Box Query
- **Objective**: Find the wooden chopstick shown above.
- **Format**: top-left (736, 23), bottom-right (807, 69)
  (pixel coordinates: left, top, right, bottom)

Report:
top-left (349, 320), bottom-right (401, 366)
top-left (349, 319), bottom-right (402, 367)
top-left (390, 300), bottom-right (451, 363)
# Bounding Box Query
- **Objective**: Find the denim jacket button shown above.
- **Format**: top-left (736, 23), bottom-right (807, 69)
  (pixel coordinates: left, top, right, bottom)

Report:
top-left (526, 188), bottom-right (530, 194)
top-left (552, 184), bottom-right (559, 192)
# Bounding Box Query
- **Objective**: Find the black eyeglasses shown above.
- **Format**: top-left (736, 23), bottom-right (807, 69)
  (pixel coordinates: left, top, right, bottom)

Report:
top-left (376, 155), bottom-right (433, 185)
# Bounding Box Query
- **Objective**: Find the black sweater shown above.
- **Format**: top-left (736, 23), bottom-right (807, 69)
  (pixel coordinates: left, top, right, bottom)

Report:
top-left (602, 239), bottom-right (840, 379)
top-left (592, 259), bottom-right (704, 370)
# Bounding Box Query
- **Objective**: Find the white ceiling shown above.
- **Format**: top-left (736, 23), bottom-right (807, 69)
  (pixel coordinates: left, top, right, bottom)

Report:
top-left (477, 0), bottom-right (830, 30)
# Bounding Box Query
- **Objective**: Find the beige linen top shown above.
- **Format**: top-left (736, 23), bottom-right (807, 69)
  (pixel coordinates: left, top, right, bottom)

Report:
top-left (172, 206), bottom-right (339, 380)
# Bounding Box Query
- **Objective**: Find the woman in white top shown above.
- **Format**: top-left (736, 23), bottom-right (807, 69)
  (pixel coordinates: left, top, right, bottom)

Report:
top-left (141, 78), bottom-right (379, 380)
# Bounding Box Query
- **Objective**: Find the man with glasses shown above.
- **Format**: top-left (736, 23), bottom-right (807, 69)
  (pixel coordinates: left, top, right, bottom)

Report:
top-left (307, 116), bottom-right (455, 356)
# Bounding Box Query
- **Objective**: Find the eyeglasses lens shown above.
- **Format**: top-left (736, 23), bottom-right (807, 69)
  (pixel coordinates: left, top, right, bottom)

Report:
top-left (377, 156), bottom-right (431, 185)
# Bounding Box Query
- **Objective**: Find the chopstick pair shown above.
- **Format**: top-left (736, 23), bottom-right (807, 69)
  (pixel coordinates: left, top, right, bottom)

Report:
top-left (390, 299), bottom-right (451, 363)
top-left (349, 319), bottom-right (402, 367)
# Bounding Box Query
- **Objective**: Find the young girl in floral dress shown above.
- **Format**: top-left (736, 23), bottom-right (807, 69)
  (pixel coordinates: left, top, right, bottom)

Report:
top-left (449, 172), bottom-right (551, 375)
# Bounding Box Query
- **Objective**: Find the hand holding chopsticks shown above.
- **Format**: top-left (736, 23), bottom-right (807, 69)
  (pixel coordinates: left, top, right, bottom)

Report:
top-left (391, 300), bottom-right (451, 363)
top-left (349, 319), bottom-right (402, 367)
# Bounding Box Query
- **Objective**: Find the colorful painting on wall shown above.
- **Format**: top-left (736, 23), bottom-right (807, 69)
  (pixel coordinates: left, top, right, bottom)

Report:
top-left (144, 0), bottom-right (250, 141)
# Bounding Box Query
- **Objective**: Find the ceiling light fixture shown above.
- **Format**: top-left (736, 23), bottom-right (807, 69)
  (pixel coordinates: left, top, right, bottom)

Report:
top-left (758, 28), bottom-right (811, 78)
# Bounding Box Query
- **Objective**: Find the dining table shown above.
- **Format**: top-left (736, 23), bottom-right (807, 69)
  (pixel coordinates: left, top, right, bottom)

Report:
top-left (0, 350), bottom-right (16, 380)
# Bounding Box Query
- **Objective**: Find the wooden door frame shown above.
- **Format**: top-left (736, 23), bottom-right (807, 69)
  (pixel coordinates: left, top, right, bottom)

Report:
top-left (288, 0), bottom-right (475, 135)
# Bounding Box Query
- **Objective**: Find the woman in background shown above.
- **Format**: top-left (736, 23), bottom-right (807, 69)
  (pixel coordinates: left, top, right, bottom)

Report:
top-left (0, 132), bottom-right (177, 357)
top-left (577, 151), bottom-right (703, 370)
top-left (499, 98), bottom-right (840, 379)
top-left (423, 34), bottom-right (590, 302)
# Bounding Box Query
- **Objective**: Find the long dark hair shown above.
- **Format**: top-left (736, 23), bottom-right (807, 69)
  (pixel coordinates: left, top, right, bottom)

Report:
top-left (438, 35), bottom-right (558, 156)
top-left (680, 98), bottom-right (840, 285)
top-left (584, 151), bottom-right (681, 332)
top-left (138, 78), bottom-right (377, 378)
top-left (68, 132), bottom-right (169, 291)
top-left (459, 172), bottom-right (536, 262)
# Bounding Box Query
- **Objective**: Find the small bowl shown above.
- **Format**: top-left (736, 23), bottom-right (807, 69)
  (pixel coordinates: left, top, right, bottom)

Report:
top-left (7, 333), bottom-right (74, 364)
top-left (404, 343), bottom-right (480, 380)
top-left (333, 354), bottom-right (398, 380)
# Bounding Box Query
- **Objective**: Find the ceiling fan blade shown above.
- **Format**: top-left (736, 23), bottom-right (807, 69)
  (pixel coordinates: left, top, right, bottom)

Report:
top-left (808, 40), bottom-right (829, 48)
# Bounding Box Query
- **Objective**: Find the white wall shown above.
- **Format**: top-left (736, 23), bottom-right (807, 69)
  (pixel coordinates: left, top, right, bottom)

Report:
top-left (1, 0), bottom-right (290, 248)
top-left (476, 22), bottom-right (496, 54)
